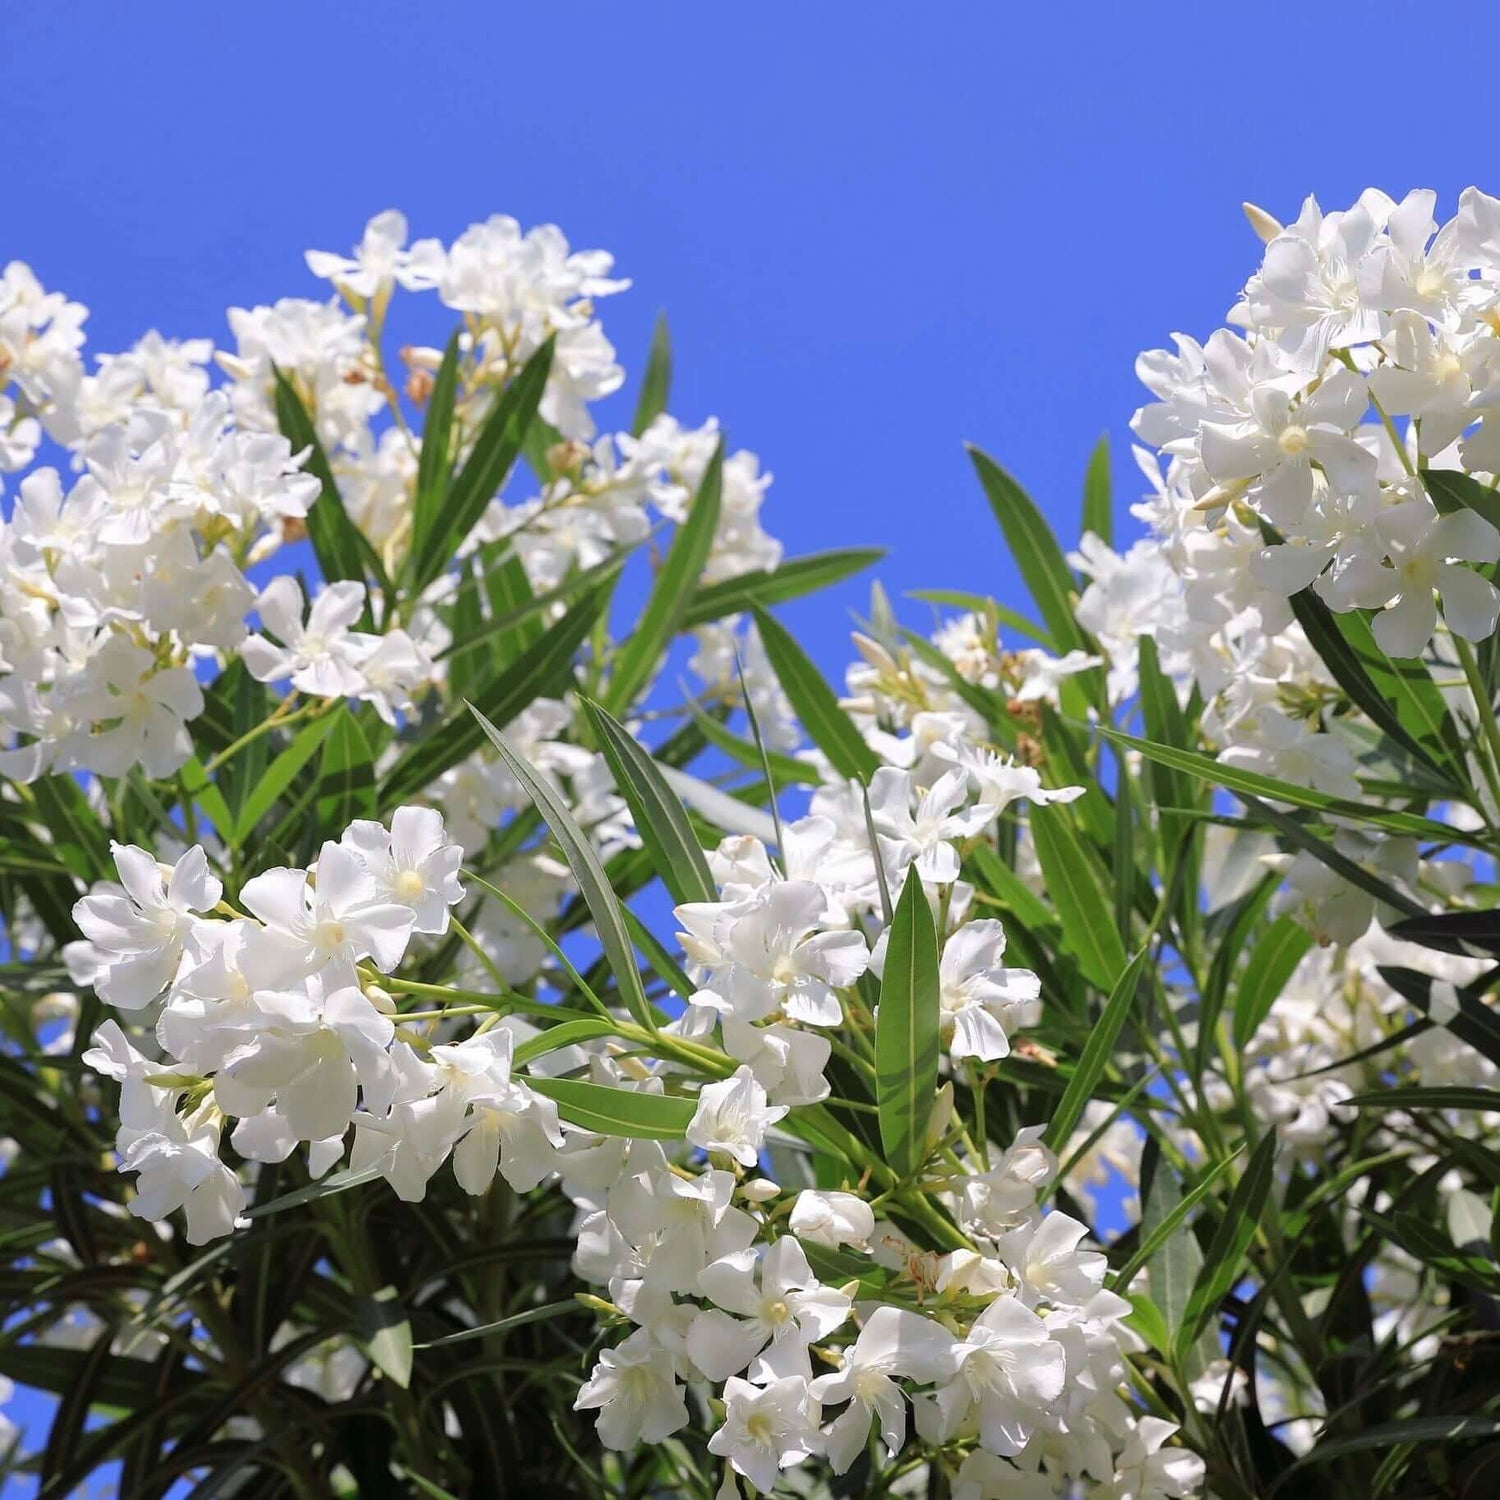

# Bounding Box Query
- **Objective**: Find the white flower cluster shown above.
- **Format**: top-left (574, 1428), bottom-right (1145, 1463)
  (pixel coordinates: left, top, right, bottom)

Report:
top-left (1133, 187), bottom-right (1500, 665)
top-left (569, 1139), bottom-right (1198, 1500)
top-left (1061, 188), bottom-right (1500, 1159)
top-left (74, 809), bottom-right (467, 1241)
top-left (0, 212), bottom-right (784, 793)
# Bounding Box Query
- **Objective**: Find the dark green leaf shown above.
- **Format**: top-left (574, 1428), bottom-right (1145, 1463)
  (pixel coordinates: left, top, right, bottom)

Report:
top-left (1081, 432), bottom-right (1111, 548)
top-left (874, 872), bottom-right (942, 1178)
top-left (607, 439), bottom-right (723, 711)
top-left (1232, 914), bottom-right (1314, 1050)
top-left (381, 584), bottom-right (606, 806)
top-left (272, 370), bottom-right (381, 610)
top-left (751, 605), bottom-right (879, 782)
top-left (1175, 1128), bottom-right (1277, 1360)
top-left (1028, 803), bottom-right (1129, 991)
top-left (680, 548), bottom-right (885, 630)
top-left (582, 698), bottom-right (715, 905)
top-left (525, 1076), bottom-right (693, 1138)
top-left (1045, 947), bottom-right (1148, 1151)
top-left (409, 336), bottom-right (554, 596)
top-left (470, 705), bottom-right (655, 1031)
top-left (631, 312), bottom-right (672, 436)
top-left (410, 330), bottom-right (462, 563)
top-left (967, 444), bottom-right (1089, 660)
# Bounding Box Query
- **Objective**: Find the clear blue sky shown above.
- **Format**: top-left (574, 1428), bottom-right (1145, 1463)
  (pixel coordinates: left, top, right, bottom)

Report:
top-left (11, 3), bottom-right (1500, 680)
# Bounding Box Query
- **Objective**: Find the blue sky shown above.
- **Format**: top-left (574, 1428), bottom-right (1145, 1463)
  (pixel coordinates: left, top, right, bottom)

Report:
top-left (11, 2), bottom-right (1500, 682)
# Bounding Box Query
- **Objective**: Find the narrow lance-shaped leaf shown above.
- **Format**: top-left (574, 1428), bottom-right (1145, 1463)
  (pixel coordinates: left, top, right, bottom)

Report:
top-left (410, 328), bottom-right (462, 562)
top-left (1232, 914), bottom-right (1313, 1050)
top-left (1028, 802), bottom-right (1130, 992)
top-left (1111, 1148), bottom-right (1244, 1293)
top-left (272, 369), bottom-right (384, 612)
top-left (750, 604), bottom-right (880, 782)
top-left (1284, 567), bottom-right (1465, 787)
top-left (631, 311), bottom-right (672, 436)
top-left (409, 335), bottom-right (554, 596)
top-left (355, 1286), bottom-right (412, 1389)
top-left (607, 438), bottom-right (724, 711)
top-left (526, 1076), bottom-right (694, 1138)
top-left (967, 444), bottom-right (1088, 656)
top-left (1135, 1142), bottom-right (1219, 1379)
top-left (681, 547), bottom-right (886, 630)
top-left (380, 581), bottom-right (608, 806)
top-left (874, 871), bottom-right (942, 1178)
top-left (1044, 946), bottom-right (1148, 1152)
top-left (582, 697), bottom-right (715, 906)
top-left (1175, 1128), bottom-right (1278, 1361)
top-left (1100, 726), bottom-right (1469, 846)
top-left (470, 704), bottom-right (656, 1032)
top-left (1081, 432), bottom-right (1112, 549)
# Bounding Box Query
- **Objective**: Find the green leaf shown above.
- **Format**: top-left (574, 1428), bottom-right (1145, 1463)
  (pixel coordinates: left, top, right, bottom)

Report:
top-left (1378, 964), bottom-right (1500, 1071)
top-left (1232, 914), bottom-right (1314, 1050)
top-left (439, 550), bottom-right (627, 668)
top-left (1138, 1145), bottom-right (1205, 1370)
top-left (381, 584), bottom-right (607, 806)
top-left (1386, 907), bottom-right (1500, 957)
top-left (680, 547), bottom-right (885, 630)
top-left (1111, 1149), bottom-right (1244, 1294)
top-left (410, 330), bottom-right (462, 563)
top-left (751, 605), bottom-right (880, 782)
top-left (1285, 576), bottom-right (1463, 786)
top-left (607, 439), bottom-right (724, 711)
top-left (415, 1297), bottom-right (580, 1350)
top-left (1100, 727), bottom-right (1467, 845)
top-left (906, 589), bottom-right (1056, 650)
top-left (1081, 432), bottom-right (1111, 548)
top-left (684, 697), bottom-right (818, 786)
top-left (355, 1285), bottom-right (412, 1389)
top-left (244, 1166), bottom-right (382, 1219)
top-left (965, 842), bottom-right (1058, 935)
top-left (231, 712), bottom-right (335, 845)
top-left (874, 872), bottom-right (942, 1178)
top-left (582, 697), bottom-right (715, 905)
top-left (40, 1330), bottom-right (113, 1488)
top-left (512, 1019), bottom-right (622, 1069)
top-left (967, 444), bottom-right (1087, 656)
top-left (1343, 1085), bottom-right (1500, 1111)
top-left (272, 370), bottom-right (382, 609)
top-left (314, 708), bottom-right (376, 830)
top-left (525, 1076), bottom-right (693, 1138)
top-left (1175, 1128), bottom-right (1277, 1361)
top-left (1240, 794), bottom-right (1428, 920)
top-left (1045, 946), bottom-right (1148, 1151)
top-left (409, 336), bottom-right (554, 596)
top-left (177, 757), bottom-right (235, 847)
top-left (1028, 803), bottom-right (1129, 991)
top-left (470, 705), bottom-right (655, 1031)
top-left (1283, 1416), bottom-right (1500, 1470)
top-left (1423, 465), bottom-right (1500, 533)
top-left (404, 1474), bottom-right (465, 1500)
top-left (631, 312), bottom-right (672, 436)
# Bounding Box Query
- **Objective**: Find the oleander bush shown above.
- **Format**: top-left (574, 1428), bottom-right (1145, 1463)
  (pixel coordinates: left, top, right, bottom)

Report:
top-left (2, 189), bottom-right (1500, 1498)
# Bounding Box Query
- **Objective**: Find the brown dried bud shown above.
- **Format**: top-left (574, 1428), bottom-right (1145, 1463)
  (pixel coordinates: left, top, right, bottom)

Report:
top-left (546, 439), bottom-right (587, 477)
top-left (282, 517), bottom-right (309, 545)
top-left (405, 368), bottom-right (435, 406)
top-left (1013, 732), bottom-right (1042, 766)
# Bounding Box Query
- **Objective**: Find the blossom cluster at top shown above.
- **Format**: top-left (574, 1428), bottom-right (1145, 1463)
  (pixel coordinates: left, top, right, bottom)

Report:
top-left (0, 211), bottom-right (786, 798)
